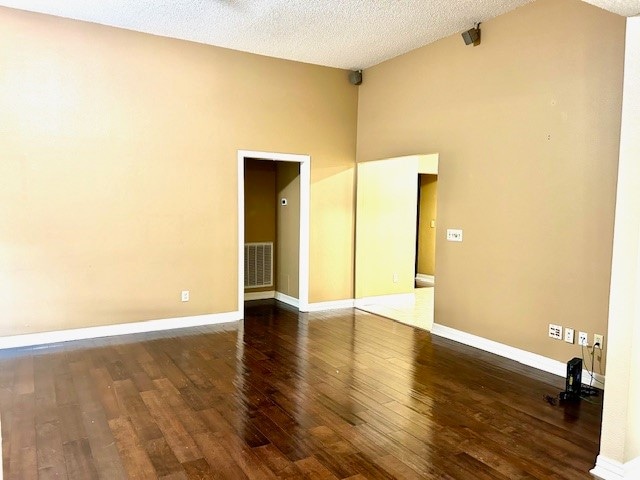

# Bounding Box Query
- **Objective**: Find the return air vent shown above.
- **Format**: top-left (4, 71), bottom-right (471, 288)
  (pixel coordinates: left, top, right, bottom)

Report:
top-left (244, 242), bottom-right (273, 288)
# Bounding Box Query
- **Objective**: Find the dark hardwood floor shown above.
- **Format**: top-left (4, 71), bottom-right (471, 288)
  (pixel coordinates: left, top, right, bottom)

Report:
top-left (0, 301), bottom-right (602, 479)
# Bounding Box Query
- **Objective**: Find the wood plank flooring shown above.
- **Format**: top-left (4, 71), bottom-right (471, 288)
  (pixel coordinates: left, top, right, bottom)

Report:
top-left (0, 301), bottom-right (602, 479)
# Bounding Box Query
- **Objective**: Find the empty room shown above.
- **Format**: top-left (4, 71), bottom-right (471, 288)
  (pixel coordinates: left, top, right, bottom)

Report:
top-left (1, 0), bottom-right (638, 479)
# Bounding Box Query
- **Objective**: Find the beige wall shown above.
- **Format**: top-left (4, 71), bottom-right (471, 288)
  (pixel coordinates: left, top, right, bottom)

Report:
top-left (245, 160), bottom-right (277, 245)
top-left (244, 159), bottom-right (276, 293)
top-left (0, 7), bottom-right (357, 336)
top-left (276, 162), bottom-right (300, 298)
top-left (356, 0), bottom-right (625, 367)
top-left (355, 157), bottom-right (419, 298)
top-left (417, 175), bottom-right (438, 276)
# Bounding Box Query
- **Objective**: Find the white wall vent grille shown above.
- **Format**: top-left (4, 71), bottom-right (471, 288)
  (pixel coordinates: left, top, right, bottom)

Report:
top-left (244, 242), bottom-right (273, 288)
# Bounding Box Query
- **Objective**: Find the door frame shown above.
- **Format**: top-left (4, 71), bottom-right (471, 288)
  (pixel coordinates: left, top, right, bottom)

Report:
top-left (237, 150), bottom-right (310, 312)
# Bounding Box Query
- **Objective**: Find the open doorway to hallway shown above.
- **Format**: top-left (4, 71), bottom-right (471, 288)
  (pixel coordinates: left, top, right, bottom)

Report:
top-left (416, 174), bottom-right (438, 288)
top-left (243, 158), bottom-right (300, 304)
top-left (403, 173), bottom-right (438, 330)
top-left (237, 150), bottom-right (310, 312)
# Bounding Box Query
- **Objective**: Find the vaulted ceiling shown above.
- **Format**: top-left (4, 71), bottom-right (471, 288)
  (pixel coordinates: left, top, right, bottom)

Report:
top-left (0, 0), bottom-right (637, 69)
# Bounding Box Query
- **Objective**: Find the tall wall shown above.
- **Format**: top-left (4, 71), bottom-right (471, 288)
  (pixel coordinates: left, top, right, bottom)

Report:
top-left (356, 0), bottom-right (625, 366)
top-left (0, 7), bottom-right (358, 336)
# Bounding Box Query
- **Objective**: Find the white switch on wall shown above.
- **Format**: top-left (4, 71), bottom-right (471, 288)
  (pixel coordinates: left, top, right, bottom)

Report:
top-left (446, 229), bottom-right (463, 242)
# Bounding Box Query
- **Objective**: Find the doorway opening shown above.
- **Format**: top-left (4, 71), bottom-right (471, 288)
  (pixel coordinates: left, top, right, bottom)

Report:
top-left (354, 154), bottom-right (438, 330)
top-left (237, 150), bottom-right (310, 313)
top-left (415, 174), bottom-right (438, 288)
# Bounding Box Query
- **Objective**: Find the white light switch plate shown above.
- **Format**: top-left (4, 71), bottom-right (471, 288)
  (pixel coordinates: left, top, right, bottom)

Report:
top-left (446, 229), bottom-right (463, 242)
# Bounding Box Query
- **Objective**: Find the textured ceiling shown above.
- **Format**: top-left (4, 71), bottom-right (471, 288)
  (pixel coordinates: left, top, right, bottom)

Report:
top-left (582, 0), bottom-right (640, 16)
top-left (0, 0), bottom-right (637, 69)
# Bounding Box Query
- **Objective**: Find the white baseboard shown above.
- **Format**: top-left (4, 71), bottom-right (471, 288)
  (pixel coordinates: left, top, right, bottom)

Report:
top-left (0, 311), bottom-right (242, 350)
top-left (244, 290), bottom-right (276, 301)
top-left (275, 292), bottom-right (300, 308)
top-left (431, 323), bottom-right (606, 387)
top-left (246, 292), bottom-right (354, 312)
top-left (416, 273), bottom-right (435, 283)
top-left (591, 455), bottom-right (640, 479)
top-left (625, 457), bottom-right (640, 479)
top-left (355, 293), bottom-right (415, 308)
top-left (305, 299), bottom-right (355, 311)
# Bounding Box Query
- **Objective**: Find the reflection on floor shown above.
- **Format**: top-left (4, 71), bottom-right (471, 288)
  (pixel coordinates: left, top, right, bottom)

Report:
top-left (356, 286), bottom-right (434, 331)
top-left (0, 302), bottom-right (603, 478)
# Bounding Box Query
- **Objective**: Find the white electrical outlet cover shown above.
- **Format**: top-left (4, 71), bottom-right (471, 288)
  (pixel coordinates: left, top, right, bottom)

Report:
top-left (578, 331), bottom-right (588, 346)
top-left (564, 328), bottom-right (574, 344)
top-left (594, 334), bottom-right (604, 349)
